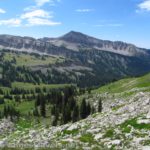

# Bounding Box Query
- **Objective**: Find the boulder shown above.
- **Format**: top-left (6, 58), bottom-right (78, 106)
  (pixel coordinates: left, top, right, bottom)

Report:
top-left (67, 124), bottom-right (78, 131)
top-left (137, 119), bottom-right (150, 124)
top-left (110, 140), bottom-right (121, 145)
top-left (146, 111), bottom-right (150, 119)
top-left (94, 133), bottom-right (103, 140)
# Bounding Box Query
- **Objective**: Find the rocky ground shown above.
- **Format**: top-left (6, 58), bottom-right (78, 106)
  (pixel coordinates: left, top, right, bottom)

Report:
top-left (0, 91), bottom-right (150, 150)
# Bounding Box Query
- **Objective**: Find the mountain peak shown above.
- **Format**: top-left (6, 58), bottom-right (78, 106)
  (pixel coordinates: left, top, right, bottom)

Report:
top-left (60, 31), bottom-right (90, 42)
top-left (62, 31), bottom-right (86, 36)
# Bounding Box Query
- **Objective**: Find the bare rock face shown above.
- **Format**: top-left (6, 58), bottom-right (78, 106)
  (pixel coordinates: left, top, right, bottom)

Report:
top-left (0, 31), bottom-right (149, 57)
top-left (146, 111), bottom-right (150, 119)
top-left (50, 31), bottom-right (149, 57)
top-left (0, 119), bottom-right (14, 135)
top-left (0, 35), bottom-right (50, 53)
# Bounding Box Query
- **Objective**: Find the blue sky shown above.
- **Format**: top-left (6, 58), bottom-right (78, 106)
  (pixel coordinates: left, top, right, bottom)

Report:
top-left (0, 0), bottom-right (150, 48)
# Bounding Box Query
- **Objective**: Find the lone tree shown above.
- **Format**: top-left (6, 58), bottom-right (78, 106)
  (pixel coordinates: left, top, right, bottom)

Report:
top-left (33, 107), bottom-right (39, 117)
top-left (98, 99), bottom-right (102, 112)
top-left (80, 98), bottom-right (87, 119)
top-left (40, 95), bottom-right (46, 117)
top-left (86, 102), bottom-right (91, 116)
top-left (72, 105), bottom-right (79, 122)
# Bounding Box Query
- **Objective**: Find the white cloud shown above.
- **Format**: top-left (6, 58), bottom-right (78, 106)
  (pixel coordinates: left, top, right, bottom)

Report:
top-left (0, 18), bottom-right (21, 27)
top-left (76, 9), bottom-right (94, 13)
top-left (21, 9), bottom-right (61, 26)
top-left (94, 23), bottom-right (123, 27)
top-left (26, 17), bottom-right (61, 26)
top-left (24, 0), bottom-right (60, 11)
top-left (21, 9), bottom-right (51, 19)
top-left (107, 23), bottom-right (123, 27)
top-left (0, 0), bottom-right (61, 27)
top-left (35, 0), bottom-right (50, 6)
top-left (34, 0), bottom-right (60, 7)
top-left (0, 8), bottom-right (6, 14)
top-left (138, 0), bottom-right (150, 11)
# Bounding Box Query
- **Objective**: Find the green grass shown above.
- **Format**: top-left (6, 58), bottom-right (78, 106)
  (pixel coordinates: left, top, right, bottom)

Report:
top-left (1, 148), bottom-right (60, 150)
top-left (16, 101), bottom-right (34, 115)
top-left (12, 82), bottom-right (72, 91)
top-left (79, 133), bottom-right (95, 143)
top-left (120, 118), bottom-right (150, 130)
top-left (16, 118), bottom-right (33, 130)
top-left (94, 73), bottom-right (150, 95)
top-left (3, 52), bottom-right (65, 67)
top-left (0, 87), bottom-right (11, 93)
top-left (103, 129), bottom-right (114, 138)
top-left (63, 129), bottom-right (79, 135)
top-left (121, 126), bottom-right (131, 133)
top-left (112, 104), bottom-right (125, 111)
top-left (142, 140), bottom-right (150, 146)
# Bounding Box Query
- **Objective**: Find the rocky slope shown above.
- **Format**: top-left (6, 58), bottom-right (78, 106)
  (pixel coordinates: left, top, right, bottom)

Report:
top-left (46, 31), bottom-right (149, 57)
top-left (0, 31), bottom-right (149, 57)
top-left (0, 74), bottom-right (150, 149)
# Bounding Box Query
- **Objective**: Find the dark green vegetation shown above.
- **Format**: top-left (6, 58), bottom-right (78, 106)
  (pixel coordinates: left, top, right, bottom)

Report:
top-left (1, 38), bottom-right (150, 88)
top-left (0, 81), bottom-right (98, 126)
top-left (0, 50), bottom-right (103, 125)
top-left (0, 48), bottom-right (150, 126)
top-left (120, 118), bottom-right (150, 130)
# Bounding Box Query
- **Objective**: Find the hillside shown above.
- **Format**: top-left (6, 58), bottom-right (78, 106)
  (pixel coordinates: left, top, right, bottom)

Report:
top-left (0, 73), bottom-right (150, 149)
top-left (0, 31), bottom-right (150, 87)
top-left (0, 32), bottom-right (150, 149)
top-left (95, 72), bottom-right (150, 95)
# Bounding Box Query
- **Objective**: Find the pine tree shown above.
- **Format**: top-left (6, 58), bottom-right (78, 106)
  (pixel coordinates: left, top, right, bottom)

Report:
top-left (52, 108), bottom-right (59, 126)
top-left (62, 104), bottom-right (71, 124)
top-left (0, 110), bottom-right (2, 119)
top-left (86, 102), bottom-right (91, 116)
top-left (52, 116), bottom-right (58, 126)
top-left (40, 95), bottom-right (46, 117)
top-left (4, 105), bottom-right (8, 118)
top-left (72, 105), bottom-right (79, 122)
top-left (80, 99), bottom-right (87, 119)
top-left (98, 99), bottom-right (102, 112)
top-left (33, 107), bottom-right (39, 117)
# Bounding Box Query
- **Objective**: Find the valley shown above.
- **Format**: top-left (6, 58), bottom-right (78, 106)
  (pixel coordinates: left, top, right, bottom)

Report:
top-left (0, 32), bottom-right (150, 150)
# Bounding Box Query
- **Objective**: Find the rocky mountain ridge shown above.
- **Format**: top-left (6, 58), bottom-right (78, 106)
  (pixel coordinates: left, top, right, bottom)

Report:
top-left (0, 31), bottom-right (149, 57)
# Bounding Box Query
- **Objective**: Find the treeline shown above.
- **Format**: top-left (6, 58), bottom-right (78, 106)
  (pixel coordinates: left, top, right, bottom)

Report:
top-left (0, 104), bottom-right (20, 121)
top-left (32, 86), bottom-right (102, 126)
top-left (0, 51), bottom-right (111, 88)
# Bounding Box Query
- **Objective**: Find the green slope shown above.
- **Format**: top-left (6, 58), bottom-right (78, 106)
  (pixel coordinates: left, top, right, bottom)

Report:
top-left (3, 52), bottom-right (65, 67)
top-left (94, 73), bottom-right (150, 94)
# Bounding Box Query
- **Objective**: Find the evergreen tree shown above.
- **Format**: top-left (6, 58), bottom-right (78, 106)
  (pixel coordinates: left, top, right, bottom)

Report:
top-left (86, 102), bottom-right (91, 116)
top-left (52, 107), bottom-right (59, 126)
top-left (91, 106), bottom-right (96, 114)
top-left (52, 116), bottom-right (58, 126)
top-left (80, 99), bottom-right (87, 119)
top-left (40, 95), bottom-right (46, 117)
top-left (4, 105), bottom-right (8, 118)
top-left (72, 105), bottom-right (79, 122)
top-left (33, 107), bottom-right (39, 117)
top-left (98, 99), bottom-right (102, 112)
top-left (62, 104), bottom-right (71, 124)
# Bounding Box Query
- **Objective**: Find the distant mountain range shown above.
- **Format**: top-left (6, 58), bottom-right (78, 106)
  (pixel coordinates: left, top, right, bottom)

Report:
top-left (0, 31), bottom-right (149, 57)
top-left (0, 31), bottom-right (150, 87)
